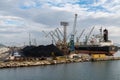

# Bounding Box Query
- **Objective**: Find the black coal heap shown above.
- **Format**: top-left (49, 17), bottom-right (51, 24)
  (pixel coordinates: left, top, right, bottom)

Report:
top-left (21, 44), bottom-right (63, 57)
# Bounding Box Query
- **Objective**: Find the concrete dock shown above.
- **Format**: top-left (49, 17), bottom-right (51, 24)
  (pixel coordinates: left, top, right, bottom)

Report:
top-left (0, 56), bottom-right (120, 69)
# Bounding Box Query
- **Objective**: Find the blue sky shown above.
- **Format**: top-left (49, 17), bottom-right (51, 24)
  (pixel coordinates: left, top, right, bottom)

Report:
top-left (0, 0), bottom-right (120, 46)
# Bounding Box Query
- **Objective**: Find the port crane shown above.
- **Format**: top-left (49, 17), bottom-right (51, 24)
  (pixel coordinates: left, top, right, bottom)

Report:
top-left (42, 30), bottom-right (56, 44)
top-left (85, 26), bottom-right (95, 45)
top-left (76, 29), bottom-right (85, 43)
top-left (56, 28), bottom-right (64, 38)
top-left (55, 29), bottom-right (61, 41)
top-left (42, 26), bottom-right (66, 46)
top-left (70, 14), bottom-right (78, 51)
top-left (51, 31), bottom-right (58, 40)
top-left (54, 28), bottom-right (63, 42)
top-left (51, 30), bottom-right (64, 45)
top-left (49, 32), bottom-right (57, 44)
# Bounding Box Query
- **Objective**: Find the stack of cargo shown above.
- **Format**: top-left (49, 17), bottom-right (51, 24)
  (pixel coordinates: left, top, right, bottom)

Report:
top-left (21, 44), bottom-right (63, 57)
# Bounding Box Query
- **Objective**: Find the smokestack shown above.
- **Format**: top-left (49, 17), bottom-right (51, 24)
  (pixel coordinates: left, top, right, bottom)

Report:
top-left (103, 29), bottom-right (108, 42)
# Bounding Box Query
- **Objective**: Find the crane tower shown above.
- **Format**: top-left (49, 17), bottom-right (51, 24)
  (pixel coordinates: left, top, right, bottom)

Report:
top-left (70, 14), bottom-right (78, 51)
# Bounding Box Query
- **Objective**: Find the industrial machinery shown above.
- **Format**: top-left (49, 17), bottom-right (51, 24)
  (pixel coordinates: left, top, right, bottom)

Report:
top-left (69, 14), bottom-right (78, 51)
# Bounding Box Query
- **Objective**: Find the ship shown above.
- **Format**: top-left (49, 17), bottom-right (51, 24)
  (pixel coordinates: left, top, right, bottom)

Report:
top-left (74, 28), bottom-right (118, 56)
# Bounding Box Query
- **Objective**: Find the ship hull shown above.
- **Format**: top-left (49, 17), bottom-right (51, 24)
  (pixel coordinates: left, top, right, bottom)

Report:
top-left (75, 45), bottom-right (118, 56)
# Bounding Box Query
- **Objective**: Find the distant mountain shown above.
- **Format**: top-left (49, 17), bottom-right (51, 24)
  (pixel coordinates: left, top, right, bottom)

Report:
top-left (0, 44), bottom-right (6, 48)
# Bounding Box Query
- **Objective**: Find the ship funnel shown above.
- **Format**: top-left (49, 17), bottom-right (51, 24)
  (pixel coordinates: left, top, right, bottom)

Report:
top-left (103, 29), bottom-right (108, 42)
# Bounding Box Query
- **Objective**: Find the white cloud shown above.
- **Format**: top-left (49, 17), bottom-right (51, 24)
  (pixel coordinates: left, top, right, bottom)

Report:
top-left (23, 1), bottom-right (36, 7)
top-left (0, 0), bottom-right (120, 46)
top-left (51, 3), bottom-right (87, 13)
top-left (107, 26), bottom-right (120, 37)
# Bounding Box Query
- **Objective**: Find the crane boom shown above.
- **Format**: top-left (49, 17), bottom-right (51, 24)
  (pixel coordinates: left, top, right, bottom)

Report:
top-left (51, 31), bottom-right (58, 39)
top-left (86, 26), bottom-right (95, 44)
top-left (42, 30), bottom-right (48, 37)
top-left (73, 14), bottom-right (78, 35)
top-left (55, 29), bottom-right (61, 41)
top-left (49, 32), bottom-right (56, 44)
top-left (56, 28), bottom-right (63, 37)
top-left (78, 29), bottom-right (85, 41)
top-left (42, 30), bottom-right (56, 44)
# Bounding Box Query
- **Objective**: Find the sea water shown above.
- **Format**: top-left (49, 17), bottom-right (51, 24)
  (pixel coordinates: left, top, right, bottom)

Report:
top-left (0, 51), bottom-right (120, 80)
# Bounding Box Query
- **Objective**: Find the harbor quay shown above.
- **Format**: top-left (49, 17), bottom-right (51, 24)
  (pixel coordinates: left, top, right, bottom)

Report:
top-left (0, 56), bottom-right (85, 69)
top-left (0, 56), bottom-right (120, 69)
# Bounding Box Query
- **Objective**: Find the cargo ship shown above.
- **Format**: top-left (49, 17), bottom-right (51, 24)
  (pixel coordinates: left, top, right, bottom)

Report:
top-left (74, 28), bottom-right (118, 56)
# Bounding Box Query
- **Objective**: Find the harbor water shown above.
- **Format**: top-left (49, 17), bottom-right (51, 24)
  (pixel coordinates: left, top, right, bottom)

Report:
top-left (0, 51), bottom-right (120, 80)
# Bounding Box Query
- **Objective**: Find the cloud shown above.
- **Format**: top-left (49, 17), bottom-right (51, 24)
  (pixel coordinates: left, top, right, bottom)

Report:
top-left (0, 0), bottom-right (120, 46)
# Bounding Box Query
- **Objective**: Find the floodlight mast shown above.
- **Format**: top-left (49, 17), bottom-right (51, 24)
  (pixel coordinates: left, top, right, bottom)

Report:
top-left (60, 22), bottom-right (69, 44)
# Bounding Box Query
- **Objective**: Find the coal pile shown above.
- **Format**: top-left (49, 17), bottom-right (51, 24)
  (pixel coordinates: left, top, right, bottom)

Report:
top-left (21, 44), bottom-right (63, 57)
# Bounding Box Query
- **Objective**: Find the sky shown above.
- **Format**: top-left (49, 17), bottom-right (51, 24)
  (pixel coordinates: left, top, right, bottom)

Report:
top-left (0, 0), bottom-right (120, 46)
